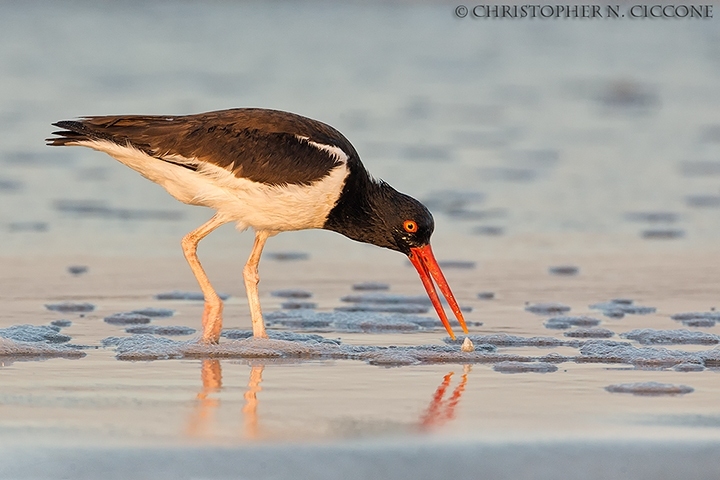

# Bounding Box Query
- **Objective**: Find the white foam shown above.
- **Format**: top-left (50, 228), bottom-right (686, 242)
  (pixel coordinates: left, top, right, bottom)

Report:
top-left (0, 338), bottom-right (85, 358)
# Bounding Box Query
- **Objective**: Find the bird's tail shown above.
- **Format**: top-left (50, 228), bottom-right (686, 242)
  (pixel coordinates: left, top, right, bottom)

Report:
top-left (46, 120), bottom-right (111, 147)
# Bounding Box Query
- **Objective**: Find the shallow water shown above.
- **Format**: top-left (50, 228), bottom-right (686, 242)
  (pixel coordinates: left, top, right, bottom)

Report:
top-left (0, 1), bottom-right (720, 471)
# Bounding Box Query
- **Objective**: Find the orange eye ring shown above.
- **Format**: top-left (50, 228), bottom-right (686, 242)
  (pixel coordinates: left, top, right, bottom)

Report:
top-left (403, 220), bottom-right (418, 233)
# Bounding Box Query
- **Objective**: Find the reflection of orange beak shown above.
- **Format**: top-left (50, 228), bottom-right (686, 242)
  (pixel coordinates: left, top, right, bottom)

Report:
top-left (408, 244), bottom-right (469, 340)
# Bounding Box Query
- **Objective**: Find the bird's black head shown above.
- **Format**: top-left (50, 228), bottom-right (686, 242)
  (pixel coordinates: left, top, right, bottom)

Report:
top-left (323, 176), bottom-right (468, 340)
top-left (324, 180), bottom-right (434, 254)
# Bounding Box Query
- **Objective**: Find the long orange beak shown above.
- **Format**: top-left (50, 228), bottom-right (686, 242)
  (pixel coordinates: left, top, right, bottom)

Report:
top-left (408, 244), bottom-right (469, 340)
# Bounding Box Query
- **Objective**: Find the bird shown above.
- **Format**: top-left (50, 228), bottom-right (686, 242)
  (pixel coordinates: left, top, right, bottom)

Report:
top-left (47, 108), bottom-right (469, 344)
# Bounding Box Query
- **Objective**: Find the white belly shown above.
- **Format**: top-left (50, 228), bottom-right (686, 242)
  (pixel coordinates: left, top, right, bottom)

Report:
top-left (78, 140), bottom-right (349, 232)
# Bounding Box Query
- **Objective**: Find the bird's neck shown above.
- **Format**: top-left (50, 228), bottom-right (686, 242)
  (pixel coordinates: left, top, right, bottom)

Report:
top-left (323, 163), bottom-right (394, 248)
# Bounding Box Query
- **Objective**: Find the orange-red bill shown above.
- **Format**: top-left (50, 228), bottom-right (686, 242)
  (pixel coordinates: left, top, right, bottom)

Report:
top-left (408, 244), bottom-right (469, 340)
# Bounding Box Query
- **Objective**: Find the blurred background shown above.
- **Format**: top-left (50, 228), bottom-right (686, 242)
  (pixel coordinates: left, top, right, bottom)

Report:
top-left (1, 0), bottom-right (719, 262)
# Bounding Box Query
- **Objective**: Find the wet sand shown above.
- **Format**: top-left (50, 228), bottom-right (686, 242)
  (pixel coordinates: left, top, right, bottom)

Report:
top-left (2, 252), bottom-right (720, 449)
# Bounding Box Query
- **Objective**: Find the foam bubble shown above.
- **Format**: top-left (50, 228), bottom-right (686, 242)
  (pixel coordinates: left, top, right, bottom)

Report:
top-left (579, 341), bottom-right (704, 367)
top-left (590, 301), bottom-right (656, 315)
top-left (545, 315), bottom-right (601, 329)
top-left (104, 313), bottom-right (152, 325)
top-left (0, 337), bottom-right (85, 359)
top-left (265, 310), bottom-right (465, 333)
top-left (0, 325), bottom-right (71, 344)
top-left (129, 308), bottom-right (175, 317)
top-left (564, 328), bottom-right (614, 338)
top-left (50, 319), bottom-right (72, 328)
top-left (671, 312), bottom-right (720, 328)
top-left (126, 325), bottom-right (196, 336)
top-left (341, 293), bottom-right (433, 305)
top-left (493, 361), bottom-right (558, 374)
top-left (674, 363), bottom-right (705, 372)
top-left (104, 334), bottom-right (538, 366)
top-left (621, 329), bottom-right (719, 345)
top-left (221, 330), bottom-right (341, 345)
top-left (335, 304), bottom-right (429, 314)
top-left (605, 382), bottom-right (694, 396)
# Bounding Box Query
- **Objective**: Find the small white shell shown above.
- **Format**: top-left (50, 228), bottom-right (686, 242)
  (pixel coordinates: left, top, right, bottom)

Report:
top-left (461, 337), bottom-right (475, 352)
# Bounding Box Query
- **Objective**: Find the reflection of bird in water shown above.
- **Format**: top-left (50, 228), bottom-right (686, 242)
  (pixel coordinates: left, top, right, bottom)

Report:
top-left (48, 109), bottom-right (468, 344)
top-left (242, 364), bottom-right (264, 439)
top-left (419, 365), bottom-right (471, 430)
top-left (186, 361), bottom-right (469, 439)
top-left (186, 359), bottom-right (222, 438)
top-left (186, 360), bottom-right (264, 440)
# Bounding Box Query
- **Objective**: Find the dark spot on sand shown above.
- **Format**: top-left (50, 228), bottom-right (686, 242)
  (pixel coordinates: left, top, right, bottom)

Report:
top-left (8, 222), bottom-right (48, 232)
top-left (104, 313), bottom-right (152, 325)
top-left (624, 211), bottom-right (679, 223)
top-left (281, 301), bottom-right (317, 310)
top-left (685, 195), bottom-right (720, 208)
top-left (67, 265), bottom-right (88, 276)
top-left (50, 320), bottom-right (72, 328)
top-left (437, 260), bottom-right (475, 269)
top-left (525, 303), bottom-right (571, 315)
top-left (271, 289), bottom-right (313, 299)
top-left (45, 302), bottom-right (95, 313)
top-left (641, 229), bottom-right (685, 240)
top-left (549, 265), bottom-right (579, 276)
top-left (595, 79), bottom-right (659, 110)
top-left (545, 316), bottom-right (601, 329)
top-left (0, 178), bottom-right (22, 192)
top-left (352, 282), bottom-right (390, 291)
top-left (130, 308), bottom-right (175, 318)
top-left (265, 252), bottom-right (309, 261)
top-left (477, 291), bottom-right (495, 300)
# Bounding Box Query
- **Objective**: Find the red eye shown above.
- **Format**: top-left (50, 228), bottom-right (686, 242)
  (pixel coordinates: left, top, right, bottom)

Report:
top-left (403, 220), bottom-right (418, 233)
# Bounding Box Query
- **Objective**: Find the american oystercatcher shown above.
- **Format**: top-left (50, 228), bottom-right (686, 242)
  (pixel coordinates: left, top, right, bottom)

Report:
top-left (47, 108), bottom-right (469, 344)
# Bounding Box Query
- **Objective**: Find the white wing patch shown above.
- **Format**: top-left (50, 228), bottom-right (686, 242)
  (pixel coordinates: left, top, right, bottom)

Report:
top-left (74, 139), bottom-right (349, 232)
top-left (294, 135), bottom-right (349, 164)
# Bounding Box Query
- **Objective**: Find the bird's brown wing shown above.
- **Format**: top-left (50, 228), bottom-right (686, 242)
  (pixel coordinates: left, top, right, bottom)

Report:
top-left (47, 108), bottom-right (357, 186)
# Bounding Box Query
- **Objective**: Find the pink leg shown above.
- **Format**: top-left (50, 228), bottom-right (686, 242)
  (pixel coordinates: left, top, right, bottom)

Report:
top-left (243, 230), bottom-right (270, 338)
top-left (181, 214), bottom-right (228, 344)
